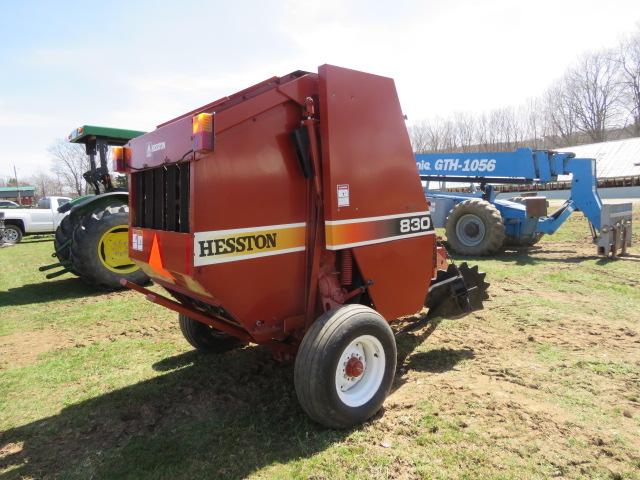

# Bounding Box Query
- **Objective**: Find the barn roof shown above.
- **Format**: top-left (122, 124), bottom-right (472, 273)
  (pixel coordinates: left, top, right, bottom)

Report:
top-left (559, 137), bottom-right (640, 179)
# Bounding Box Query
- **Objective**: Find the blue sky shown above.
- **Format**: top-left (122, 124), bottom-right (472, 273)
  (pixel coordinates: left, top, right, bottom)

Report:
top-left (1, 0), bottom-right (639, 179)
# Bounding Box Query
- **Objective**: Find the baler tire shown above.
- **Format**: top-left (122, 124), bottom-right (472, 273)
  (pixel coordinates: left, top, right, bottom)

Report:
top-left (2, 224), bottom-right (22, 244)
top-left (444, 199), bottom-right (505, 256)
top-left (294, 304), bottom-right (397, 429)
top-left (70, 207), bottom-right (148, 289)
top-left (178, 314), bottom-right (245, 353)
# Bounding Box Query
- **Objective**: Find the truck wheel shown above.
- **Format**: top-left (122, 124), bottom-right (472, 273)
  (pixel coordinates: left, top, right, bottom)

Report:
top-left (70, 207), bottom-right (149, 289)
top-left (2, 224), bottom-right (22, 244)
top-left (445, 199), bottom-right (505, 256)
top-left (294, 304), bottom-right (397, 429)
top-left (178, 314), bottom-right (245, 353)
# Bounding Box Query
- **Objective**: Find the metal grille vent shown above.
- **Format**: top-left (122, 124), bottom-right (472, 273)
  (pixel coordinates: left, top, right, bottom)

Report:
top-left (132, 163), bottom-right (190, 232)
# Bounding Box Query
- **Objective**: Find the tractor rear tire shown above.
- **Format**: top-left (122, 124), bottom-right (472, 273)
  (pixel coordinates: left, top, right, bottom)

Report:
top-left (294, 304), bottom-right (397, 429)
top-left (178, 314), bottom-right (245, 353)
top-left (70, 206), bottom-right (148, 289)
top-left (54, 215), bottom-right (79, 273)
top-left (445, 199), bottom-right (505, 256)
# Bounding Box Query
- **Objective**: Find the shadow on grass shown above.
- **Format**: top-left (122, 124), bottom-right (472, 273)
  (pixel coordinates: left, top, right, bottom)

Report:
top-left (0, 346), bottom-right (349, 479)
top-left (17, 237), bottom-right (54, 244)
top-left (0, 317), bottom-right (462, 479)
top-left (450, 247), bottom-right (603, 266)
top-left (0, 277), bottom-right (109, 307)
top-left (393, 316), bottom-right (475, 391)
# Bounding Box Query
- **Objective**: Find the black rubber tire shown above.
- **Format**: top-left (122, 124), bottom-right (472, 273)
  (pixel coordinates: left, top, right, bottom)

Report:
top-left (294, 304), bottom-right (397, 429)
top-left (70, 207), bottom-right (149, 289)
top-left (505, 233), bottom-right (543, 247)
top-left (54, 215), bottom-right (79, 273)
top-left (2, 224), bottom-right (22, 244)
top-left (445, 199), bottom-right (505, 256)
top-left (178, 314), bottom-right (245, 353)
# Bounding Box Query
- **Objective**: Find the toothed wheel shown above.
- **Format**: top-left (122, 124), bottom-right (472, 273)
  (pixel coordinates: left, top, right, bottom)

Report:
top-left (457, 262), bottom-right (490, 306)
top-left (425, 262), bottom-right (489, 318)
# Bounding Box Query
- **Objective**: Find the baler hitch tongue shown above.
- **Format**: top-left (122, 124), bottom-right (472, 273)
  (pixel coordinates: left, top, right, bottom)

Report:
top-left (598, 203), bottom-right (633, 257)
top-left (425, 263), bottom-right (489, 319)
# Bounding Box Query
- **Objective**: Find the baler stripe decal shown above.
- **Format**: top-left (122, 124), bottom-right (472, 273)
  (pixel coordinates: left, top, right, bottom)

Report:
top-left (325, 211), bottom-right (430, 225)
top-left (325, 212), bottom-right (434, 250)
top-left (194, 223), bottom-right (306, 266)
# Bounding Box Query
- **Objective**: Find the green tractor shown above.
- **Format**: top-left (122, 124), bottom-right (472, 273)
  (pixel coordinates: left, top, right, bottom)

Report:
top-left (40, 125), bottom-right (149, 289)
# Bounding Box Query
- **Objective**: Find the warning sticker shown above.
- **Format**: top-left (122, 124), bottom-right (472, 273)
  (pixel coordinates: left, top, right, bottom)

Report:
top-left (337, 184), bottom-right (350, 207)
top-left (132, 229), bottom-right (144, 251)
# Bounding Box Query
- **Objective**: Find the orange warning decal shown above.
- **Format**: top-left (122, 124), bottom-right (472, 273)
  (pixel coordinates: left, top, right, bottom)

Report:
top-left (148, 234), bottom-right (175, 280)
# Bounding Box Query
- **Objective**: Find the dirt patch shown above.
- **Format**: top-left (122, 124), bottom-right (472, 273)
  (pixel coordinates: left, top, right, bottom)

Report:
top-left (0, 319), bottom-right (180, 368)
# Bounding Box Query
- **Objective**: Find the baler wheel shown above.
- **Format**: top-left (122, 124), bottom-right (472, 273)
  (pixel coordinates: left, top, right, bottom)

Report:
top-left (69, 206), bottom-right (148, 289)
top-left (445, 199), bottom-right (505, 256)
top-left (294, 304), bottom-right (396, 429)
top-left (178, 314), bottom-right (246, 353)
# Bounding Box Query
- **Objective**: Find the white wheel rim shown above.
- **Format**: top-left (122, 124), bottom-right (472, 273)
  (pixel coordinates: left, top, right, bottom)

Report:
top-left (3, 228), bottom-right (19, 243)
top-left (335, 334), bottom-right (386, 407)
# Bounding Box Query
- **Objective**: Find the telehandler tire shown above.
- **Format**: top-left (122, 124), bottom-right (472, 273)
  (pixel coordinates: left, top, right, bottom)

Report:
top-left (445, 199), bottom-right (505, 256)
top-left (294, 304), bottom-right (397, 429)
top-left (178, 314), bottom-right (245, 353)
top-left (505, 233), bottom-right (543, 248)
top-left (70, 206), bottom-right (148, 289)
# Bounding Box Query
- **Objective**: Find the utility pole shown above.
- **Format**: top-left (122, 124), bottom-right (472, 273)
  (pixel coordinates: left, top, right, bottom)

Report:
top-left (13, 165), bottom-right (21, 205)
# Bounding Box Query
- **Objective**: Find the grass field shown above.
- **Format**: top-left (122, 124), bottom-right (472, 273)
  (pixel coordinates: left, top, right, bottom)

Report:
top-left (1, 207), bottom-right (639, 479)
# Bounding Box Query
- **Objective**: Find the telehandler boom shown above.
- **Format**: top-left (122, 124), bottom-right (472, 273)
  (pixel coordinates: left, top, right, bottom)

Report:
top-left (417, 148), bottom-right (633, 256)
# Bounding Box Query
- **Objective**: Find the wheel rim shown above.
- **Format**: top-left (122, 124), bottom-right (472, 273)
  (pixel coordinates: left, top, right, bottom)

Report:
top-left (335, 334), bottom-right (386, 407)
top-left (97, 226), bottom-right (139, 273)
top-left (2, 227), bottom-right (19, 243)
top-left (455, 214), bottom-right (486, 247)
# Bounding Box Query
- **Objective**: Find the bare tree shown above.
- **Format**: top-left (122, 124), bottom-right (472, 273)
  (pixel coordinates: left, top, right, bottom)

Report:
top-left (565, 50), bottom-right (623, 142)
top-left (618, 27), bottom-right (640, 136)
top-left (408, 120), bottom-right (431, 153)
top-left (543, 77), bottom-right (578, 146)
top-left (30, 172), bottom-right (64, 198)
top-left (48, 139), bottom-right (89, 196)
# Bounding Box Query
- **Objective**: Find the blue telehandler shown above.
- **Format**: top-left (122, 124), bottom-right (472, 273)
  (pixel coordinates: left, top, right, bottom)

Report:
top-left (416, 148), bottom-right (633, 257)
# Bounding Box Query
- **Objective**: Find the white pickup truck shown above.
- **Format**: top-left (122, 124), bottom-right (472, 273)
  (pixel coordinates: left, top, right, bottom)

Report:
top-left (0, 196), bottom-right (71, 244)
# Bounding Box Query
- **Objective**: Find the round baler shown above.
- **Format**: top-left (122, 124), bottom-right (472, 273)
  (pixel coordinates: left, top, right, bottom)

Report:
top-left (120, 65), bottom-right (489, 428)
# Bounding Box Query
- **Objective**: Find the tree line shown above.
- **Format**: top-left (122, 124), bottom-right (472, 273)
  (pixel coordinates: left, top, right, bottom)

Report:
top-left (410, 25), bottom-right (640, 153)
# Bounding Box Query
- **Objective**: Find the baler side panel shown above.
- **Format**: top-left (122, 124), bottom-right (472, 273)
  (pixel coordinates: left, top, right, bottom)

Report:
top-left (318, 65), bottom-right (433, 319)
top-left (189, 100), bottom-right (309, 328)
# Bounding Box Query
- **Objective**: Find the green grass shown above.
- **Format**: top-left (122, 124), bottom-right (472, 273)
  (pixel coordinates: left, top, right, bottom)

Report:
top-left (1, 206), bottom-right (640, 479)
